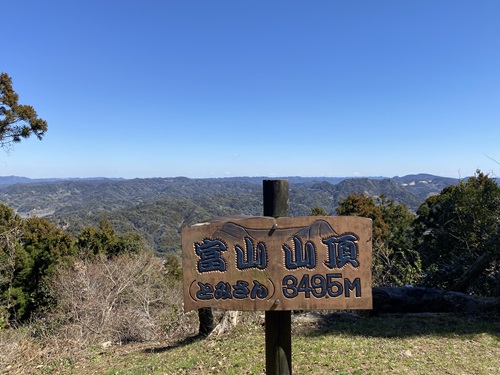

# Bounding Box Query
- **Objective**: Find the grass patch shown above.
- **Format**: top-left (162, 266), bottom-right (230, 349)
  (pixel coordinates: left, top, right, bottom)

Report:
top-left (294, 313), bottom-right (500, 374)
top-left (5, 313), bottom-right (500, 374)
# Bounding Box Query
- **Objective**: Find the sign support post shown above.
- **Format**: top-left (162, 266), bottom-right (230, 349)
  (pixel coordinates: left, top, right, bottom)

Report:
top-left (263, 180), bottom-right (292, 375)
top-left (182, 180), bottom-right (372, 375)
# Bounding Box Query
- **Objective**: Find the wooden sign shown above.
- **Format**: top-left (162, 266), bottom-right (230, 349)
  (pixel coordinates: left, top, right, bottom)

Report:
top-left (182, 216), bottom-right (372, 312)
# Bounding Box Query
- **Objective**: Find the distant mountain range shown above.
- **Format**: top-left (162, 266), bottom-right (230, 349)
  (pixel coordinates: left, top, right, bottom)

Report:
top-left (0, 175), bottom-right (124, 186)
top-left (0, 173), bottom-right (461, 218)
top-left (0, 174), bottom-right (464, 253)
top-left (0, 173), bottom-right (460, 188)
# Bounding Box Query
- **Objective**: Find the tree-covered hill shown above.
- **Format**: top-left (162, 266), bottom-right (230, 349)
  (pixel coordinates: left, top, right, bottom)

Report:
top-left (0, 177), bottom-right (261, 217)
top-left (0, 174), bottom-right (460, 253)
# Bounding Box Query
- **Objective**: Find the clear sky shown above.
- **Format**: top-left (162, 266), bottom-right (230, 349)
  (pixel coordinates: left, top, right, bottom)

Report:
top-left (1, 0), bottom-right (499, 179)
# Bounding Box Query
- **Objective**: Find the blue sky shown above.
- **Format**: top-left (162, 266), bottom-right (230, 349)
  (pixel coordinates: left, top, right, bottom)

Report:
top-left (1, 1), bottom-right (499, 179)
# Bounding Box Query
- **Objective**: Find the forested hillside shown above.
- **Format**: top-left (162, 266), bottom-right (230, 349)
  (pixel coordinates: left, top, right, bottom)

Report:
top-left (0, 174), bottom-right (459, 253)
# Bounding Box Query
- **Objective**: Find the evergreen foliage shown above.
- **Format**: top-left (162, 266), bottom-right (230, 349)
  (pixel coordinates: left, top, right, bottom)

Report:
top-left (310, 207), bottom-right (328, 216)
top-left (0, 73), bottom-right (47, 149)
top-left (336, 194), bottom-right (421, 287)
top-left (77, 218), bottom-right (148, 259)
top-left (0, 204), bottom-right (75, 324)
top-left (413, 170), bottom-right (500, 296)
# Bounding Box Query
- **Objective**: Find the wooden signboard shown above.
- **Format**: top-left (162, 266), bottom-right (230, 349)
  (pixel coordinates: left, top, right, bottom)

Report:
top-left (182, 216), bottom-right (372, 312)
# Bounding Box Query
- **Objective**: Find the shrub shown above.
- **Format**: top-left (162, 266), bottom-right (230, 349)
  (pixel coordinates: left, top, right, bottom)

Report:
top-left (49, 251), bottom-right (194, 344)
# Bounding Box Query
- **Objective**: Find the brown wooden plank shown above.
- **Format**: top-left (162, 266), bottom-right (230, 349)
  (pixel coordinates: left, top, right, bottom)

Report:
top-left (182, 216), bottom-right (372, 312)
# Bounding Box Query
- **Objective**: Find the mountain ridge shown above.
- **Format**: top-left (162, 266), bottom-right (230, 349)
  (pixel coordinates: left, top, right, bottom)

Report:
top-left (0, 173), bottom-right (459, 187)
top-left (0, 173), bottom-right (463, 253)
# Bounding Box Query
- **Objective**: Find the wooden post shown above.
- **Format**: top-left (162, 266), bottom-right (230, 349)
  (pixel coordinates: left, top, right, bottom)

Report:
top-left (263, 180), bottom-right (292, 375)
top-left (263, 180), bottom-right (289, 218)
top-left (198, 307), bottom-right (214, 336)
